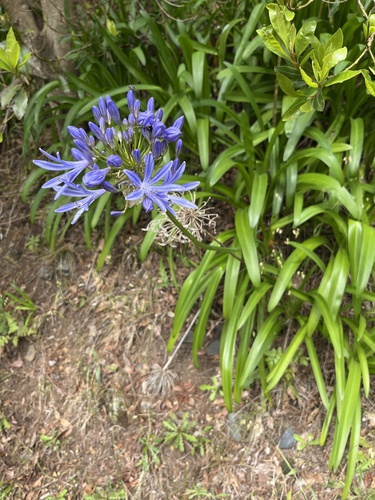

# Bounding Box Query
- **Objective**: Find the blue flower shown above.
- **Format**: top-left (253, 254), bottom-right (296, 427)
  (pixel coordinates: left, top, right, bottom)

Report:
top-left (137, 97), bottom-right (155, 127)
top-left (124, 152), bottom-right (199, 216)
top-left (83, 166), bottom-right (110, 188)
top-left (164, 116), bottom-right (184, 142)
top-left (106, 95), bottom-right (121, 125)
top-left (53, 182), bottom-right (107, 224)
top-left (127, 89), bottom-right (140, 117)
top-left (34, 148), bottom-right (95, 190)
top-left (106, 155), bottom-right (123, 168)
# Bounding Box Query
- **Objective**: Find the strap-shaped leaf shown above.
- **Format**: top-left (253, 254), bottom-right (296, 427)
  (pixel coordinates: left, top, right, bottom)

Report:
top-left (223, 239), bottom-right (242, 319)
top-left (320, 390), bottom-right (336, 446)
top-left (310, 292), bottom-right (344, 359)
top-left (235, 208), bottom-right (261, 287)
top-left (221, 274), bottom-right (250, 411)
top-left (307, 247), bottom-right (349, 335)
top-left (341, 400), bottom-right (361, 499)
top-left (234, 314), bottom-right (255, 403)
top-left (239, 307), bottom-right (283, 388)
top-left (297, 173), bottom-right (359, 218)
top-left (268, 236), bottom-right (327, 311)
top-left (329, 358), bottom-right (361, 471)
top-left (192, 265), bottom-right (225, 367)
top-left (305, 336), bottom-right (329, 408)
top-left (266, 322), bottom-right (308, 392)
top-left (249, 172), bottom-right (268, 228)
top-left (168, 232), bottom-right (234, 349)
top-left (197, 118), bottom-right (210, 171)
top-left (348, 220), bottom-right (375, 297)
top-left (97, 211), bottom-right (132, 270)
top-left (356, 343), bottom-right (370, 398)
top-left (207, 144), bottom-right (244, 187)
top-left (348, 118), bottom-right (364, 179)
top-left (286, 148), bottom-right (343, 183)
top-left (238, 282), bottom-right (272, 329)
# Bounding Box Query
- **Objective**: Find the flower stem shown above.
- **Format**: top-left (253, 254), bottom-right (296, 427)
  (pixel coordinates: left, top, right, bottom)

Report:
top-left (163, 309), bottom-right (200, 371)
top-left (166, 212), bottom-right (242, 260)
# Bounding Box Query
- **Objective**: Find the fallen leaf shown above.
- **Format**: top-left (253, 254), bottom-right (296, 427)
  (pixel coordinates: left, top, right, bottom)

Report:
top-left (10, 359), bottom-right (23, 368)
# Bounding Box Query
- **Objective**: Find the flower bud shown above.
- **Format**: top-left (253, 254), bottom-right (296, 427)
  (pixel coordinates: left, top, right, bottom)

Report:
top-left (83, 167), bottom-right (110, 187)
top-left (106, 155), bottom-right (123, 168)
top-left (176, 139), bottom-right (183, 157)
top-left (106, 96), bottom-right (121, 125)
top-left (132, 149), bottom-right (141, 165)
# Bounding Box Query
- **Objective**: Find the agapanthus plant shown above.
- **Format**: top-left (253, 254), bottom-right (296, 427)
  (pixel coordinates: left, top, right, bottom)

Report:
top-left (34, 90), bottom-right (200, 226)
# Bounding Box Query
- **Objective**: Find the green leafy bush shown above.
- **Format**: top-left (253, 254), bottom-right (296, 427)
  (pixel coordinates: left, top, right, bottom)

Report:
top-left (161, 2), bottom-right (375, 497)
top-left (0, 27), bottom-right (30, 142)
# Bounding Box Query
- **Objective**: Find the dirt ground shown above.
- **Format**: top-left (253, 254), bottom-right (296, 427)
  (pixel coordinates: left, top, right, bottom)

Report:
top-left (1, 137), bottom-right (375, 499)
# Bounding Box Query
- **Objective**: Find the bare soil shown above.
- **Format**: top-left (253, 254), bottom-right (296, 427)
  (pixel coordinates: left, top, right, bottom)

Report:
top-left (1, 137), bottom-right (375, 499)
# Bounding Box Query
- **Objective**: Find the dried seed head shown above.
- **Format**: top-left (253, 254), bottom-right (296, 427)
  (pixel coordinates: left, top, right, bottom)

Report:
top-left (144, 196), bottom-right (218, 247)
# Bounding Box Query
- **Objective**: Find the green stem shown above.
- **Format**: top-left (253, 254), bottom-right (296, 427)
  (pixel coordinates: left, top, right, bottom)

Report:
top-left (166, 212), bottom-right (242, 261)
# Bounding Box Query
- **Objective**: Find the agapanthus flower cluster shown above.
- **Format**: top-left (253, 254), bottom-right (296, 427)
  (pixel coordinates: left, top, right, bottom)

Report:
top-left (34, 90), bottom-right (200, 224)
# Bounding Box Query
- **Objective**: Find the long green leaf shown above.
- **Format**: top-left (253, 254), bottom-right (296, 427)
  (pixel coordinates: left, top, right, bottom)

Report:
top-left (223, 240), bottom-right (242, 319)
top-left (348, 220), bottom-right (375, 297)
top-left (235, 209), bottom-right (261, 287)
top-left (266, 323), bottom-right (308, 392)
top-left (221, 275), bottom-right (250, 411)
top-left (249, 172), bottom-right (268, 228)
top-left (310, 292), bottom-right (343, 358)
top-left (305, 336), bottom-right (329, 408)
top-left (239, 307), bottom-right (283, 388)
top-left (268, 236), bottom-right (328, 311)
top-left (238, 282), bottom-right (272, 329)
top-left (329, 358), bottom-right (361, 471)
top-left (97, 211), bottom-right (132, 270)
top-left (192, 265), bottom-right (225, 367)
top-left (341, 400), bottom-right (361, 499)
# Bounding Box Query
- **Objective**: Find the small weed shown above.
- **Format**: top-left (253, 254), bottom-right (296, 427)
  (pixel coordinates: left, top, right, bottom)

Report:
top-left (294, 432), bottom-right (320, 451)
top-left (355, 437), bottom-right (375, 473)
top-left (136, 433), bottom-right (162, 471)
top-left (0, 285), bottom-right (38, 347)
top-left (44, 489), bottom-right (69, 500)
top-left (0, 482), bottom-right (14, 499)
top-left (25, 234), bottom-right (41, 251)
top-left (199, 375), bottom-right (223, 401)
top-left (0, 415), bottom-right (11, 433)
top-left (162, 412), bottom-right (212, 456)
top-left (40, 431), bottom-right (61, 451)
top-left (83, 486), bottom-right (127, 499)
top-left (158, 258), bottom-right (170, 287)
top-left (184, 483), bottom-right (229, 498)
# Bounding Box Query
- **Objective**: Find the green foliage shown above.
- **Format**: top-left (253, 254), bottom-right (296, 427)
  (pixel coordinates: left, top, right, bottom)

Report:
top-left (136, 433), bottom-right (162, 471)
top-left (155, 1), bottom-right (375, 497)
top-left (0, 285), bottom-right (38, 347)
top-left (82, 486), bottom-right (127, 500)
top-left (0, 27), bottom-right (30, 141)
top-left (162, 412), bottom-right (212, 456)
top-left (40, 431), bottom-right (61, 451)
top-left (184, 483), bottom-right (229, 499)
top-left (294, 432), bottom-right (320, 451)
top-left (199, 375), bottom-right (223, 401)
top-left (0, 483), bottom-right (14, 499)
